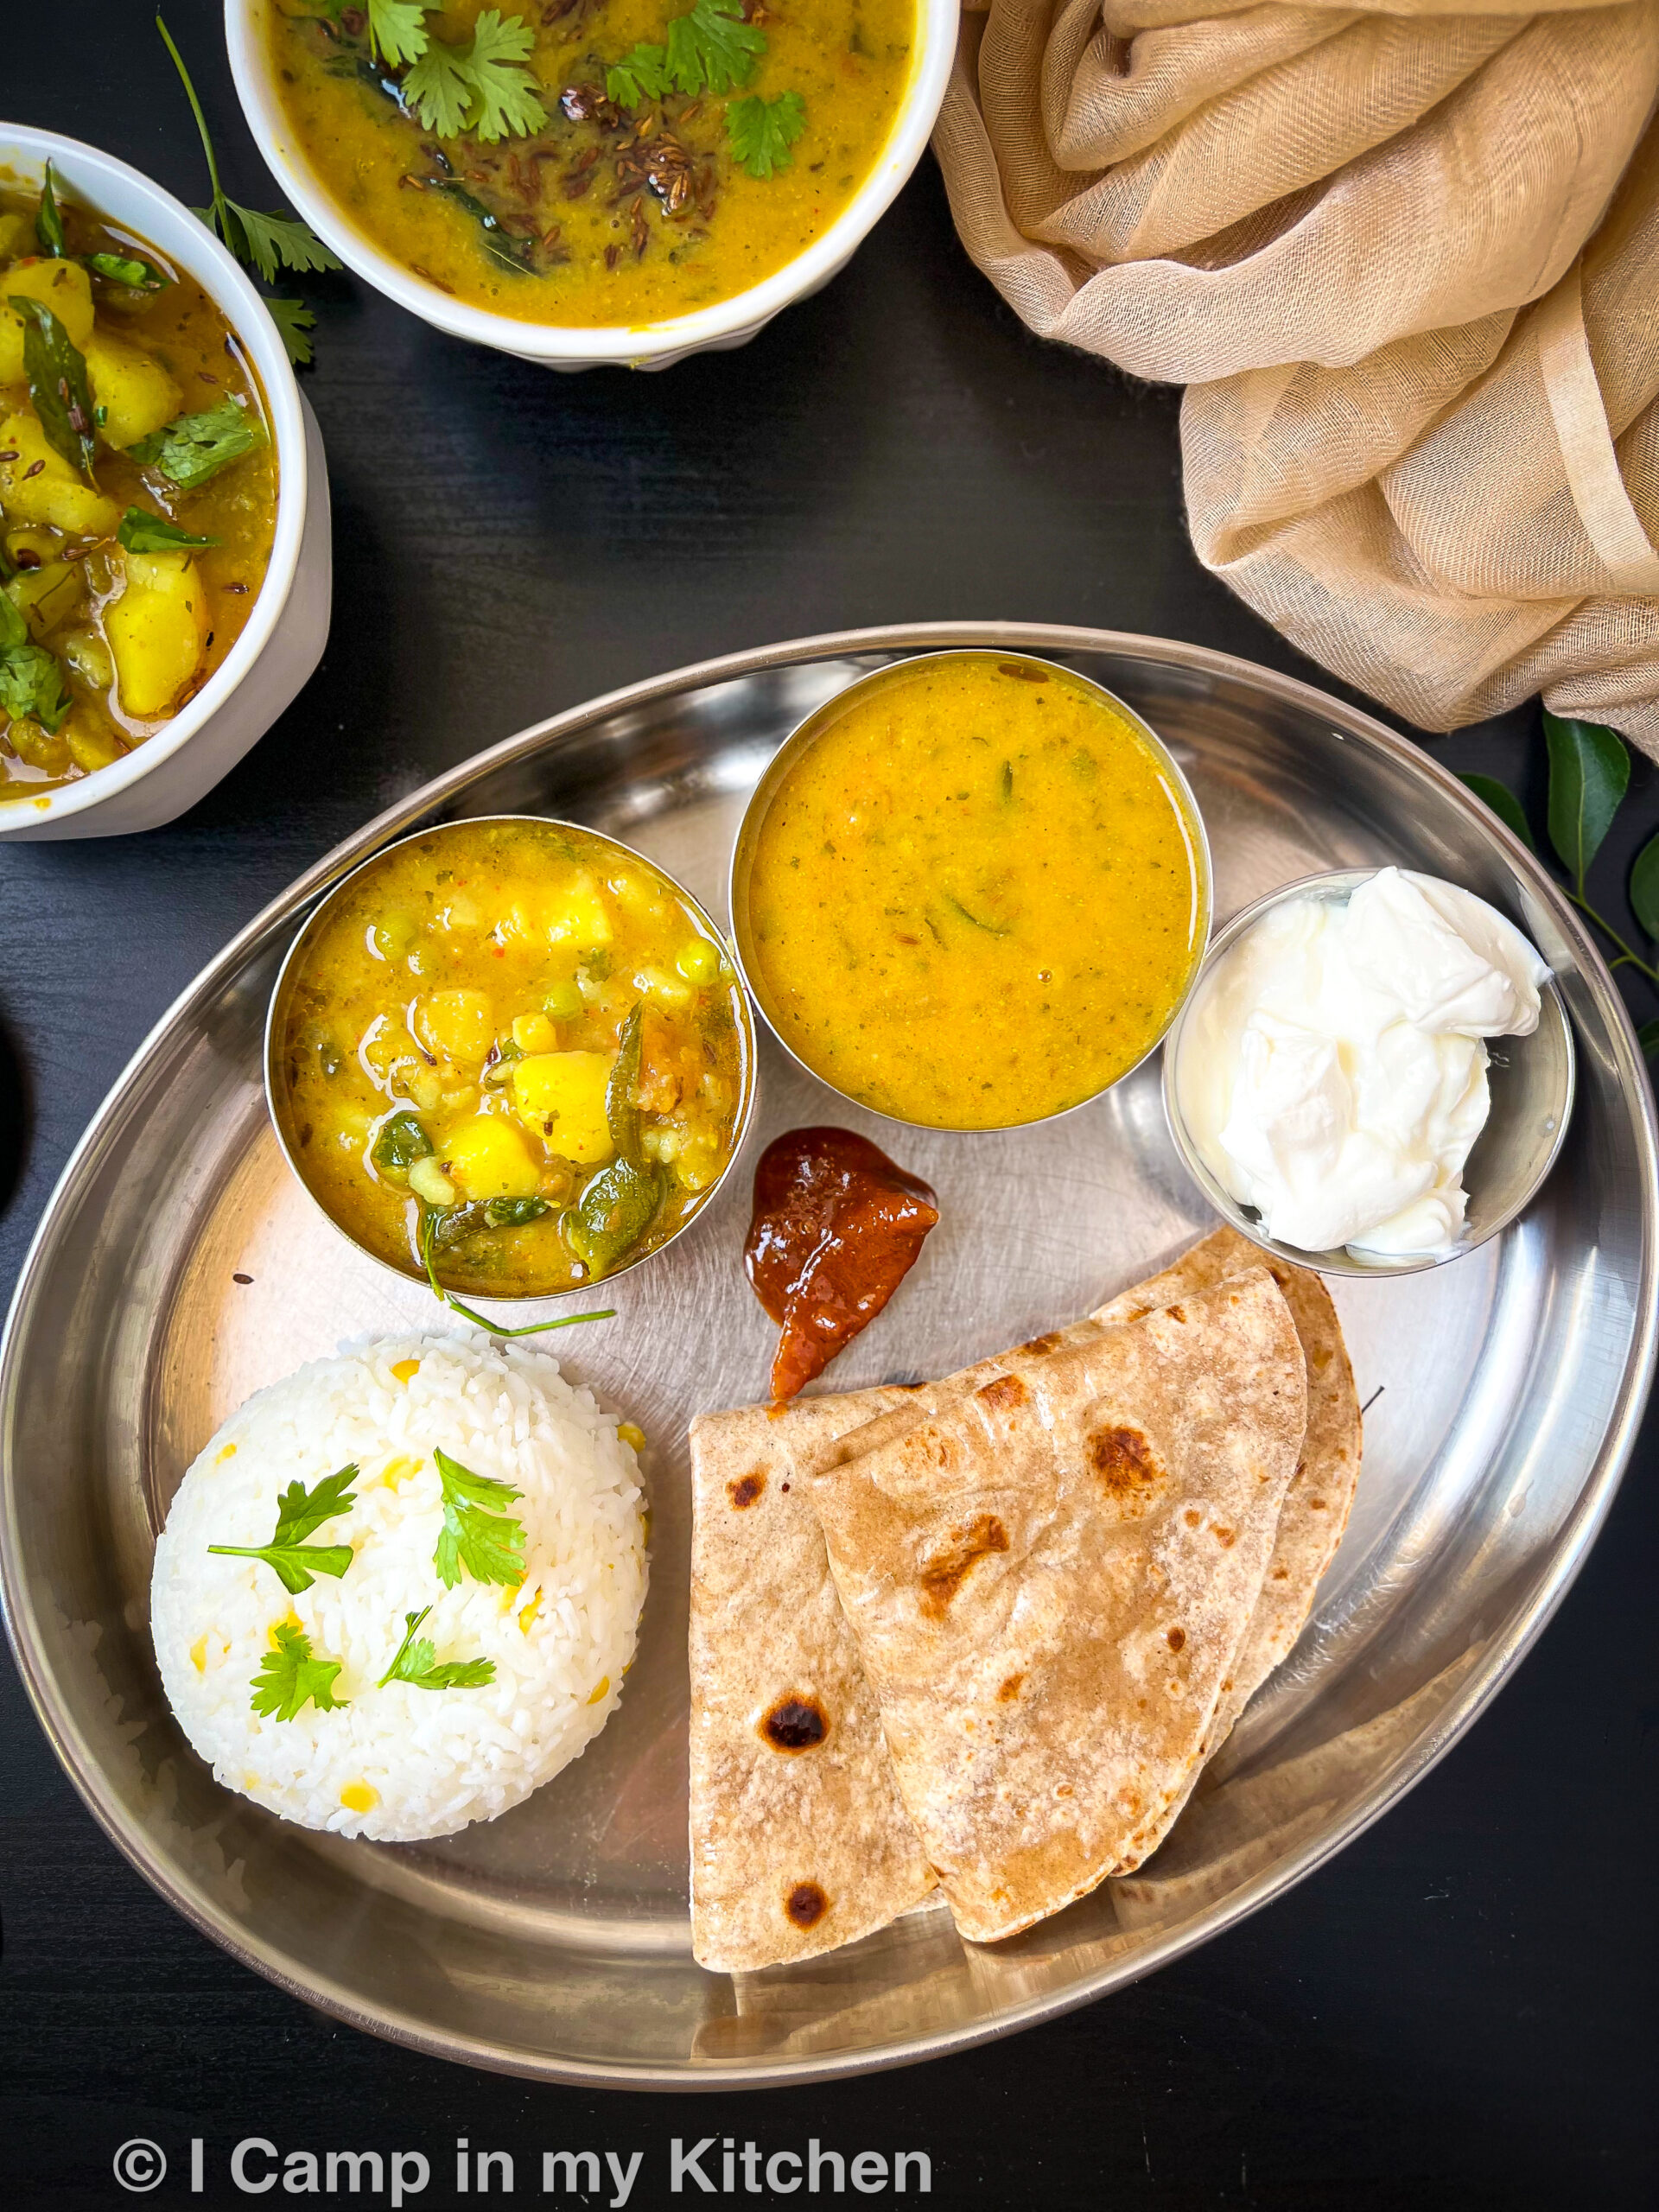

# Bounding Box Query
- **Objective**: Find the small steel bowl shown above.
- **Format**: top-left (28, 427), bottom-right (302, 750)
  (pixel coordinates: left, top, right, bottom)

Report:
top-left (264, 814), bottom-right (757, 1305)
top-left (728, 649), bottom-right (1213, 1134)
top-left (1161, 868), bottom-right (1577, 1279)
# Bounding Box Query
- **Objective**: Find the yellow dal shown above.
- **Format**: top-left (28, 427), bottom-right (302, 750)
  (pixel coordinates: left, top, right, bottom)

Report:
top-left (267, 0), bottom-right (914, 327)
top-left (743, 658), bottom-right (1205, 1128)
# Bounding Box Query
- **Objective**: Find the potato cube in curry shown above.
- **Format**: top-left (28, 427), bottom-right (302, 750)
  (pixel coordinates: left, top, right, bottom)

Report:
top-left (441, 1114), bottom-right (542, 1203)
top-left (0, 257), bottom-right (95, 382)
top-left (84, 330), bottom-right (182, 450)
top-left (106, 550), bottom-right (207, 717)
top-left (0, 412), bottom-right (120, 537)
top-left (512, 1052), bottom-right (613, 1166)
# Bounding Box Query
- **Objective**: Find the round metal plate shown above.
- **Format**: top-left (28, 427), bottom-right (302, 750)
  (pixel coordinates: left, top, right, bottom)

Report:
top-left (3, 623), bottom-right (1655, 2087)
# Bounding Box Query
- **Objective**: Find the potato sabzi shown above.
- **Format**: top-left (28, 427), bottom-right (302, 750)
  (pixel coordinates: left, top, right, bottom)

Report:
top-left (0, 168), bottom-right (276, 798)
top-left (276, 818), bottom-right (750, 1295)
top-left (266, 0), bottom-right (913, 327)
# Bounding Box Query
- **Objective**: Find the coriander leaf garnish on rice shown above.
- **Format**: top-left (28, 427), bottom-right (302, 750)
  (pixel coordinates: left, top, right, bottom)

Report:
top-left (251, 1622), bottom-right (348, 1722)
top-left (433, 1447), bottom-right (526, 1590)
top-left (207, 1464), bottom-right (359, 1593)
top-left (378, 1606), bottom-right (497, 1691)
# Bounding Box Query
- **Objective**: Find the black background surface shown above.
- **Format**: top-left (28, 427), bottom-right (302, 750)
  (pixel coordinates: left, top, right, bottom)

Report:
top-left (3, 6), bottom-right (1656, 2206)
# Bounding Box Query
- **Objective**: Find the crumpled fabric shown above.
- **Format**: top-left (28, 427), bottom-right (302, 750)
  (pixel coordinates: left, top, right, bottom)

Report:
top-left (932, 0), bottom-right (1659, 748)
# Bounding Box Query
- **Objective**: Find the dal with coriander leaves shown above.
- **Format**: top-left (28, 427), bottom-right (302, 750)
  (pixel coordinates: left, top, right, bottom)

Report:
top-left (266, 0), bottom-right (914, 327)
top-left (274, 818), bottom-right (748, 1298)
top-left (0, 167), bottom-right (276, 798)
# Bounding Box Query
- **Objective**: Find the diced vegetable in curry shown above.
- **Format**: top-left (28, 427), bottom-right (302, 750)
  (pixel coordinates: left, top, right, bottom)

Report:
top-left (265, 0), bottom-right (914, 327)
top-left (276, 819), bottom-right (750, 1295)
top-left (0, 168), bottom-right (276, 798)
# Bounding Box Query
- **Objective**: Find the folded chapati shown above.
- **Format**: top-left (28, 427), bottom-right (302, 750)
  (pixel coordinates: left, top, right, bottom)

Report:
top-left (809, 1268), bottom-right (1308, 1942)
top-left (1096, 1227), bottom-right (1362, 1867)
top-left (688, 1391), bottom-right (938, 1972)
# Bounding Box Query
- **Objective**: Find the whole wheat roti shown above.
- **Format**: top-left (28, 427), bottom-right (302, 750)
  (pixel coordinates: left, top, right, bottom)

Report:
top-left (688, 1317), bottom-right (1109, 1971)
top-left (688, 1390), bottom-right (938, 1972)
top-left (810, 1268), bottom-right (1308, 1943)
top-left (1097, 1226), bottom-right (1363, 1868)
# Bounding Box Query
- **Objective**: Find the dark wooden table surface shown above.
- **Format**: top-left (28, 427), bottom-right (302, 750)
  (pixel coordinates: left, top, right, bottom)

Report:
top-left (3, 6), bottom-right (1656, 2206)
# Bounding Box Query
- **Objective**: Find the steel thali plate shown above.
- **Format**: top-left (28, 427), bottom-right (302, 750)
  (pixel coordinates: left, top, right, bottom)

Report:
top-left (3, 622), bottom-right (1655, 2086)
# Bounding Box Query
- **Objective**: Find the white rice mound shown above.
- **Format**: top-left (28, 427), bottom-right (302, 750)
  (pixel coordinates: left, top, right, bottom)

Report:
top-left (151, 1331), bottom-right (647, 1844)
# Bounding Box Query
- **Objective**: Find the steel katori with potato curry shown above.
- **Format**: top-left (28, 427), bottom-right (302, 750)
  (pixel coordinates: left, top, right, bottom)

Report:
top-left (274, 818), bottom-right (749, 1297)
top-left (0, 167), bottom-right (276, 798)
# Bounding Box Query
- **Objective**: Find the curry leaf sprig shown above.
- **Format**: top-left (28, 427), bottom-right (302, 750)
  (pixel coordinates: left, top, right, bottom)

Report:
top-left (10, 296), bottom-right (97, 477)
top-left (333, 0), bottom-right (549, 143)
top-left (157, 16), bottom-right (339, 366)
top-left (251, 1620), bottom-right (349, 1719)
top-left (1462, 709), bottom-right (1659, 1057)
top-left (208, 1464), bottom-right (359, 1593)
top-left (378, 1605), bottom-right (498, 1689)
top-left (32, 163), bottom-right (170, 290)
top-left (433, 1447), bottom-right (527, 1590)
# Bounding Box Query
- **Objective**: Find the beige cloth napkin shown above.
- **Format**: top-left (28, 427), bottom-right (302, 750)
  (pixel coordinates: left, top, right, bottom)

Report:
top-left (933, 0), bottom-right (1659, 748)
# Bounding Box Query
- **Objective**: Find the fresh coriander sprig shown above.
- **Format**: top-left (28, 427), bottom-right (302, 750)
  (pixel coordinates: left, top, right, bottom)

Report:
top-left (334, 0), bottom-right (548, 143)
top-left (0, 593), bottom-right (71, 735)
top-left (728, 92), bottom-right (806, 181)
top-left (251, 1621), bottom-right (348, 1720)
top-left (606, 0), bottom-right (765, 110)
top-left (207, 1464), bottom-right (359, 1593)
top-left (417, 1204), bottom-right (615, 1338)
top-left (378, 1605), bottom-right (498, 1689)
top-left (127, 396), bottom-right (265, 492)
top-left (433, 1446), bottom-right (525, 1590)
top-left (157, 15), bottom-right (340, 366)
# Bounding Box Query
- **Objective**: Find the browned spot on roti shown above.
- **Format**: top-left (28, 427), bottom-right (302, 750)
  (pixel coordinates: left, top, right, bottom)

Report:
top-left (977, 1374), bottom-right (1028, 1413)
top-left (903, 1427), bottom-right (960, 1474)
top-left (1184, 1509), bottom-right (1202, 1528)
top-left (918, 1515), bottom-right (1008, 1616)
top-left (1213, 1525), bottom-right (1236, 1548)
top-left (1166, 1626), bottom-right (1185, 1651)
top-left (1089, 1424), bottom-right (1163, 1511)
top-left (1311, 1497), bottom-right (1328, 1510)
top-left (728, 1470), bottom-right (766, 1510)
top-left (1166, 1303), bottom-right (1185, 1322)
top-left (1018, 1331), bottom-right (1061, 1356)
top-left (997, 1672), bottom-right (1025, 1702)
top-left (785, 1881), bottom-right (828, 1929)
top-left (761, 1696), bottom-right (828, 1751)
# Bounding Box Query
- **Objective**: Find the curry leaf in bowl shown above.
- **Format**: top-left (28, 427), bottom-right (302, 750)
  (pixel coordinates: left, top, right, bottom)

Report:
top-left (9, 297), bottom-right (96, 477)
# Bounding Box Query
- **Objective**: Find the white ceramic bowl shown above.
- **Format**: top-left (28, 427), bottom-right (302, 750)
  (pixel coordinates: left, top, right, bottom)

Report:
top-left (226, 0), bottom-right (960, 371)
top-left (0, 127), bottom-right (330, 841)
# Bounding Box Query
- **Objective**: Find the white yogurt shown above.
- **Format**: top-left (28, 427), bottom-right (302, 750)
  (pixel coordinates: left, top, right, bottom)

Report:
top-left (1175, 868), bottom-right (1550, 1256)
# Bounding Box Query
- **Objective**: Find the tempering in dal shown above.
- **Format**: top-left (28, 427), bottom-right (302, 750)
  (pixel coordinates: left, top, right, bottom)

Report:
top-left (266, 0), bottom-right (914, 327)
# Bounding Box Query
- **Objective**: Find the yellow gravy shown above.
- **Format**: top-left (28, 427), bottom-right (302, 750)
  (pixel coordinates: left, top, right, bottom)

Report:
top-left (267, 0), bottom-right (914, 327)
top-left (742, 655), bottom-right (1206, 1128)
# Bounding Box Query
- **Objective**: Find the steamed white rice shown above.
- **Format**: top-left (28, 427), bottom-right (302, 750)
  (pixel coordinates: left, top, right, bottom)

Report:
top-left (150, 1331), bottom-right (647, 1843)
